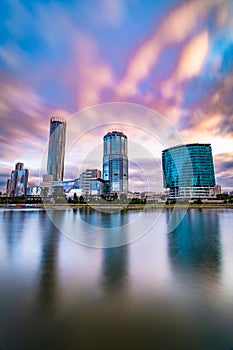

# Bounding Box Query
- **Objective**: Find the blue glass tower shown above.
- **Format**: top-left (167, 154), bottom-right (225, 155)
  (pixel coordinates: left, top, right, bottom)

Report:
top-left (162, 143), bottom-right (216, 198)
top-left (103, 131), bottom-right (128, 193)
top-left (47, 117), bottom-right (66, 181)
top-left (10, 162), bottom-right (29, 197)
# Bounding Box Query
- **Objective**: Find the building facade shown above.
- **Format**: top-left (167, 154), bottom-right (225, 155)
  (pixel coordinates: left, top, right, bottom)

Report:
top-left (47, 117), bottom-right (66, 181)
top-left (26, 186), bottom-right (41, 196)
top-left (10, 162), bottom-right (29, 197)
top-left (40, 174), bottom-right (53, 197)
top-left (103, 130), bottom-right (128, 193)
top-left (80, 169), bottom-right (101, 196)
top-left (65, 178), bottom-right (82, 199)
top-left (162, 143), bottom-right (216, 198)
top-left (6, 179), bottom-right (11, 197)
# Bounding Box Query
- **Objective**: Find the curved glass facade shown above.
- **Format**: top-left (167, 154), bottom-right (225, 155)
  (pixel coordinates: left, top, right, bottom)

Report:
top-left (162, 143), bottom-right (216, 198)
top-left (103, 131), bottom-right (128, 193)
top-left (47, 117), bottom-right (66, 181)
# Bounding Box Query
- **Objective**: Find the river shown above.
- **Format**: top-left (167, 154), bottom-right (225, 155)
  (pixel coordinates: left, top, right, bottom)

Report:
top-left (0, 208), bottom-right (233, 349)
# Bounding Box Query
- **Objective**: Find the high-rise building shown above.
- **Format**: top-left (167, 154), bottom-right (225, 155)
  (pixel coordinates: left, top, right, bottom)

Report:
top-left (47, 117), bottom-right (66, 181)
top-left (162, 143), bottom-right (216, 198)
top-left (6, 179), bottom-right (11, 197)
top-left (80, 169), bottom-right (101, 196)
top-left (10, 162), bottom-right (29, 197)
top-left (103, 130), bottom-right (128, 193)
top-left (15, 162), bottom-right (24, 171)
top-left (40, 174), bottom-right (53, 197)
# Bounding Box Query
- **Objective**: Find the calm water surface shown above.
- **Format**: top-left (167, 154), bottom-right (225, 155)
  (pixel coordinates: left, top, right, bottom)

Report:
top-left (0, 208), bottom-right (233, 350)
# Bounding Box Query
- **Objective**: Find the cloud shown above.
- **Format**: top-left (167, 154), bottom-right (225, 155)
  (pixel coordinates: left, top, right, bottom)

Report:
top-left (0, 72), bottom-right (71, 167)
top-left (0, 0), bottom-right (232, 193)
top-left (92, 0), bottom-right (125, 26)
top-left (0, 45), bottom-right (20, 69)
top-left (214, 152), bottom-right (233, 190)
top-left (72, 33), bottom-right (114, 109)
top-left (35, 5), bottom-right (115, 110)
top-left (176, 30), bottom-right (209, 81)
top-left (117, 0), bottom-right (222, 98)
top-left (181, 73), bottom-right (233, 139)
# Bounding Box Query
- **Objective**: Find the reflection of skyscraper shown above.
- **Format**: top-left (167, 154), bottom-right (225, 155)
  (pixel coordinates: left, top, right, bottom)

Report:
top-left (47, 117), bottom-right (66, 181)
top-left (162, 143), bottom-right (216, 198)
top-left (103, 131), bottom-right (128, 193)
top-left (102, 246), bottom-right (129, 293)
top-left (38, 212), bottom-right (60, 309)
top-left (10, 162), bottom-right (29, 196)
top-left (167, 210), bottom-right (221, 274)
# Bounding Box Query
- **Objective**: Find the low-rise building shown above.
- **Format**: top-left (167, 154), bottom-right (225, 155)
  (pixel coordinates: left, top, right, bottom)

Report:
top-left (80, 169), bottom-right (101, 196)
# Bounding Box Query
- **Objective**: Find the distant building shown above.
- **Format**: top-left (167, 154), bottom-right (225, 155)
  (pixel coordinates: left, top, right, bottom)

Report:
top-left (6, 179), bottom-right (11, 197)
top-left (47, 117), bottom-right (66, 181)
top-left (26, 186), bottom-right (41, 196)
top-left (162, 143), bottom-right (216, 198)
top-left (80, 169), bottom-right (101, 196)
top-left (103, 130), bottom-right (128, 193)
top-left (10, 162), bottom-right (29, 197)
top-left (65, 178), bottom-right (82, 199)
top-left (40, 174), bottom-right (53, 197)
top-left (213, 184), bottom-right (221, 196)
top-left (53, 180), bottom-right (76, 193)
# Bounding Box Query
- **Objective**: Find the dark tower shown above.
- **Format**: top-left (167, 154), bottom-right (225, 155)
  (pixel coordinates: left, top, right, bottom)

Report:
top-left (47, 117), bottom-right (66, 181)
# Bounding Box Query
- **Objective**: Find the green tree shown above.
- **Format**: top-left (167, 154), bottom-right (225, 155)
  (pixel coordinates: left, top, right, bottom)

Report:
top-left (194, 198), bottom-right (202, 204)
top-left (73, 193), bottom-right (78, 204)
top-left (79, 195), bottom-right (85, 204)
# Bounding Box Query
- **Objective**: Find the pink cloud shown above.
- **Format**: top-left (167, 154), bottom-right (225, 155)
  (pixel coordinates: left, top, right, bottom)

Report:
top-left (72, 33), bottom-right (114, 109)
top-left (116, 0), bottom-right (223, 99)
top-left (175, 30), bottom-right (209, 81)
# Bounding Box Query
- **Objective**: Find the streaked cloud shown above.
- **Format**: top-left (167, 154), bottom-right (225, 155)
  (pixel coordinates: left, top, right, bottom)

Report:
top-left (117, 0), bottom-right (222, 98)
top-left (0, 0), bottom-right (232, 192)
top-left (214, 153), bottom-right (233, 190)
top-left (176, 30), bottom-right (209, 81)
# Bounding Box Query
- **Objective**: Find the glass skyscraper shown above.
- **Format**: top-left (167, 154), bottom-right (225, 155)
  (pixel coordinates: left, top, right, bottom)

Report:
top-left (47, 117), bottom-right (66, 181)
top-left (162, 143), bottom-right (216, 198)
top-left (103, 130), bottom-right (128, 193)
top-left (10, 162), bottom-right (29, 197)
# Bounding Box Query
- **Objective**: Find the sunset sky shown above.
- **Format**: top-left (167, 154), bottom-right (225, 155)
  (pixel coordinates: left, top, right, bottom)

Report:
top-left (0, 0), bottom-right (233, 192)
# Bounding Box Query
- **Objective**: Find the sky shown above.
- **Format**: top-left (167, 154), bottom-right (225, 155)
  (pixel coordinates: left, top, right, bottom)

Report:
top-left (0, 0), bottom-right (233, 192)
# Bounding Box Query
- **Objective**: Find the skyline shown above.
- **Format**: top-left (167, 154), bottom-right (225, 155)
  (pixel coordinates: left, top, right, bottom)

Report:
top-left (0, 0), bottom-right (233, 192)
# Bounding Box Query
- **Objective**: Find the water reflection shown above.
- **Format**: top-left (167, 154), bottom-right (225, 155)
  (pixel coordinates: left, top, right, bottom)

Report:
top-left (167, 209), bottom-right (221, 279)
top-left (78, 208), bottom-right (129, 294)
top-left (77, 208), bottom-right (133, 247)
top-left (101, 245), bottom-right (129, 296)
top-left (2, 210), bottom-right (27, 257)
top-left (38, 212), bottom-right (60, 310)
top-left (78, 207), bottom-right (128, 228)
top-left (0, 209), bottom-right (233, 350)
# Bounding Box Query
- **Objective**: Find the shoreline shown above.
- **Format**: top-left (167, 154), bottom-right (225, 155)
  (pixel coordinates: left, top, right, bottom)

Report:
top-left (1, 203), bottom-right (233, 210)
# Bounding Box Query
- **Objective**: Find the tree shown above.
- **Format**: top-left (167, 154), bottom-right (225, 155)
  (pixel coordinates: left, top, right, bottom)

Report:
top-left (73, 193), bottom-right (78, 204)
top-left (79, 195), bottom-right (85, 204)
top-left (194, 198), bottom-right (202, 204)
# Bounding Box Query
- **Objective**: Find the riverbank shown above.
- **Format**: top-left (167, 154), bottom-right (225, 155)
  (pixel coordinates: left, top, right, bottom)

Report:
top-left (1, 203), bottom-right (233, 210)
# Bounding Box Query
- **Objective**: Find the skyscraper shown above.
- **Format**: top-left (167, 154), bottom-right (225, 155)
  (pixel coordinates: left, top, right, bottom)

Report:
top-left (6, 179), bottom-right (11, 197)
top-left (47, 117), bottom-right (66, 181)
top-left (162, 143), bottom-right (216, 198)
top-left (10, 162), bottom-right (29, 197)
top-left (103, 130), bottom-right (128, 193)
